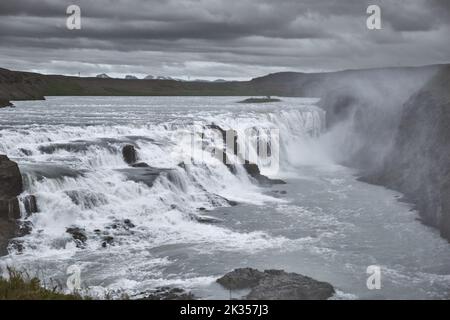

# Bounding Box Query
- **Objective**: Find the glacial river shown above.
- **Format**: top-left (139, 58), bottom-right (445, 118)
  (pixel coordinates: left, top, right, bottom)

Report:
top-left (1, 96), bottom-right (449, 299)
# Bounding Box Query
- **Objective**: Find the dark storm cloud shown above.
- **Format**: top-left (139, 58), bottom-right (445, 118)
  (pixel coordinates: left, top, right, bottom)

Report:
top-left (0, 0), bottom-right (449, 79)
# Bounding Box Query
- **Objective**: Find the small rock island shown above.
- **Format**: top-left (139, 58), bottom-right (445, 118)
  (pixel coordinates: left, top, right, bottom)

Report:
top-left (238, 96), bottom-right (282, 103)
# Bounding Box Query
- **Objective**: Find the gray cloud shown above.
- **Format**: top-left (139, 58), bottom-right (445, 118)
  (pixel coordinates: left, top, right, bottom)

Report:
top-left (0, 0), bottom-right (449, 80)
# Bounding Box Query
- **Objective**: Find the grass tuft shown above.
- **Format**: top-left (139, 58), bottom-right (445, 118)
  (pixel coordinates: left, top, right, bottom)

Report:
top-left (0, 267), bottom-right (85, 300)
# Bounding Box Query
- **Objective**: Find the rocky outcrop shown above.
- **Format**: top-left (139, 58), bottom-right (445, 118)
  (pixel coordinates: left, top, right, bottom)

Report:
top-left (22, 195), bottom-right (38, 216)
top-left (217, 267), bottom-right (265, 290)
top-left (217, 268), bottom-right (335, 300)
top-left (66, 227), bottom-right (87, 248)
top-left (138, 287), bottom-right (195, 300)
top-left (0, 155), bottom-right (23, 255)
top-left (122, 144), bottom-right (138, 165)
top-left (0, 99), bottom-right (12, 108)
top-left (242, 163), bottom-right (286, 185)
top-left (238, 97), bottom-right (281, 103)
top-left (207, 124), bottom-right (285, 185)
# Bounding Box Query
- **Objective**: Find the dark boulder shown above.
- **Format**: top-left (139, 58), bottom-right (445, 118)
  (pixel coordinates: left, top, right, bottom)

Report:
top-left (217, 268), bottom-right (265, 290)
top-left (0, 155), bottom-right (23, 255)
top-left (217, 268), bottom-right (335, 300)
top-left (66, 227), bottom-right (87, 248)
top-left (101, 236), bottom-right (114, 247)
top-left (131, 162), bottom-right (150, 168)
top-left (123, 219), bottom-right (135, 229)
top-left (122, 144), bottom-right (138, 165)
top-left (243, 163), bottom-right (286, 185)
top-left (106, 218), bottom-right (136, 231)
top-left (247, 269), bottom-right (335, 300)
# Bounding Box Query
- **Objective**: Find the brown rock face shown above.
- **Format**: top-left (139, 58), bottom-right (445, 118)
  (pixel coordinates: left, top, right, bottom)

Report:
top-left (0, 155), bottom-right (23, 255)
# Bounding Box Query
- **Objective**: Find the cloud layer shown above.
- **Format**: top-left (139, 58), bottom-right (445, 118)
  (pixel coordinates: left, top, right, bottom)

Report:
top-left (1, 0), bottom-right (449, 79)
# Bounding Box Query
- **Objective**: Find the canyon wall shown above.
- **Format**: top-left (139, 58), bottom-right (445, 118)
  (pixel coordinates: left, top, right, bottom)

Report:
top-left (0, 155), bottom-right (23, 255)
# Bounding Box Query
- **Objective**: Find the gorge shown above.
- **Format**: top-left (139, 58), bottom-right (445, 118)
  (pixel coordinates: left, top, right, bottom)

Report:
top-left (1, 64), bottom-right (450, 299)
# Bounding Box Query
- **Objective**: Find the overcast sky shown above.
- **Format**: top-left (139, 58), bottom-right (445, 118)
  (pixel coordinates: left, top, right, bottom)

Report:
top-left (0, 0), bottom-right (449, 80)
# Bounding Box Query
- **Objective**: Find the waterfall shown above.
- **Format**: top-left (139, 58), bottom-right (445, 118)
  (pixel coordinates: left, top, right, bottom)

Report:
top-left (0, 96), bottom-right (325, 291)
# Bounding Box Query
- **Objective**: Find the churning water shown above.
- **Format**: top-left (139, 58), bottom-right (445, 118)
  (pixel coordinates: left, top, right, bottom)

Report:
top-left (1, 96), bottom-right (450, 299)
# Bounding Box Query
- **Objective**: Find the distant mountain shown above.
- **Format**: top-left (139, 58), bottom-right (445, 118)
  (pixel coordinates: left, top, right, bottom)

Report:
top-left (192, 79), bottom-right (210, 83)
top-left (144, 75), bottom-right (154, 80)
top-left (214, 79), bottom-right (227, 82)
top-left (96, 73), bottom-right (111, 79)
top-left (156, 76), bottom-right (174, 80)
top-left (125, 75), bottom-right (138, 80)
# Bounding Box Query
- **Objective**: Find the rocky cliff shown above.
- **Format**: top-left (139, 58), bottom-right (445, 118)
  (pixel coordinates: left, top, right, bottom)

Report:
top-left (0, 155), bottom-right (23, 255)
top-left (362, 66), bottom-right (450, 239)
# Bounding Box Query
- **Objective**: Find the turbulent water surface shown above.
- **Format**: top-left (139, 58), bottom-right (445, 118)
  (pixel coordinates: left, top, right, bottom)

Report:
top-left (1, 96), bottom-right (450, 299)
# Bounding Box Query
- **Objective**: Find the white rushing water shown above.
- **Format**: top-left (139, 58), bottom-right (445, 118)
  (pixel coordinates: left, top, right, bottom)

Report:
top-left (1, 96), bottom-right (450, 299)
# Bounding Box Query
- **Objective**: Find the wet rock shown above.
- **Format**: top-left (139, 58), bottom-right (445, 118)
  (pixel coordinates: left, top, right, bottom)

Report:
top-left (243, 163), bottom-right (286, 186)
top-left (17, 220), bottom-right (33, 237)
top-left (207, 124), bottom-right (238, 157)
top-left (138, 287), bottom-right (195, 300)
top-left (66, 227), bottom-right (87, 248)
top-left (131, 162), bottom-right (150, 168)
top-left (106, 219), bottom-right (135, 231)
top-left (217, 268), bottom-right (335, 300)
top-left (19, 148), bottom-right (33, 156)
top-left (0, 155), bottom-right (23, 255)
top-left (217, 268), bottom-right (266, 290)
top-left (65, 190), bottom-right (108, 209)
top-left (122, 144), bottom-right (138, 165)
top-left (123, 219), bottom-right (135, 229)
top-left (23, 195), bottom-right (38, 216)
top-left (0, 155), bottom-right (23, 199)
top-left (228, 200), bottom-right (238, 206)
top-left (204, 125), bottom-right (285, 186)
top-left (193, 215), bottom-right (223, 224)
top-left (116, 167), bottom-right (167, 188)
top-left (101, 236), bottom-right (114, 247)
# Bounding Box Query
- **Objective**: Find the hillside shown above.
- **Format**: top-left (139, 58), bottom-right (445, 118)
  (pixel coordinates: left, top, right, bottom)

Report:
top-left (0, 65), bottom-right (444, 108)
